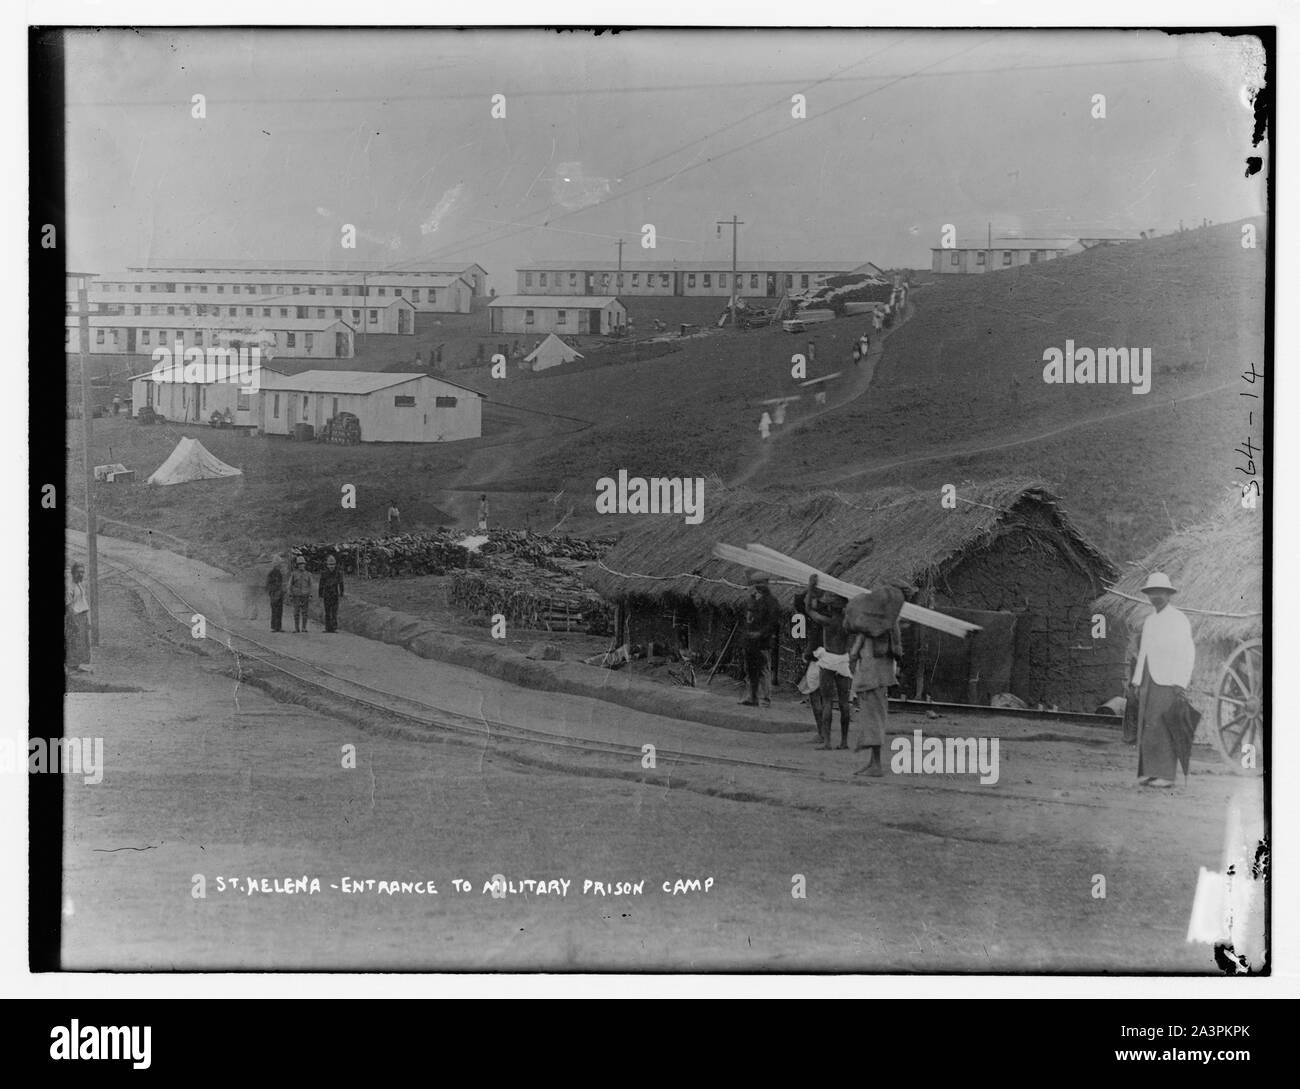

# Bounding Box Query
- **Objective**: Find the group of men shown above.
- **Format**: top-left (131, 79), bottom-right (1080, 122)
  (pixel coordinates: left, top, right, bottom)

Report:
top-left (265, 553), bottom-right (346, 634)
top-left (738, 571), bottom-right (904, 777)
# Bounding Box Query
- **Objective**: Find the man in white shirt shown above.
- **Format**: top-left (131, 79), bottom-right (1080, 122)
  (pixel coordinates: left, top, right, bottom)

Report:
top-left (65, 562), bottom-right (92, 672)
top-left (1131, 572), bottom-right (1196, 787)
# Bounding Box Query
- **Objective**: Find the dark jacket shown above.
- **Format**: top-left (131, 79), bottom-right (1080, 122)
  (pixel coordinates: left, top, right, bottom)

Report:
top-left (743, 589), bottom-right (781, 652)
top-left (318, 569), bottom-right (345, 601)
top-left (266, 566), bottom-right (285, 602)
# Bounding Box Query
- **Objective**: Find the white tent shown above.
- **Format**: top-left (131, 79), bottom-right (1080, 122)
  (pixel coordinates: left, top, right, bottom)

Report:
top-left (147, 437), bottom-right (243, 486)
top-left (524, 333), bottom-right (583, 372)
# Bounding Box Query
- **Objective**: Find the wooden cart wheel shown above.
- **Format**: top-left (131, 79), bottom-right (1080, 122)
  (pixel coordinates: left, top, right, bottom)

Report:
top-left (1215, 639), bottom-right (1264, 771)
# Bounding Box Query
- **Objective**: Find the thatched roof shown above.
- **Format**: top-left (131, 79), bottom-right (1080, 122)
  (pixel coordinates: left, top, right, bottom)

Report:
top-left (1094, 494), bottom-right (1263, 646)
top-left (584, 478), bottom-right (1114, 612)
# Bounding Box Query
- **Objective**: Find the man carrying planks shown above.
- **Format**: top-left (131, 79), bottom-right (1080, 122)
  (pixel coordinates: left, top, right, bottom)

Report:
top-left (804, 576), bottom-right (854, 750)
top-left (846, 585), bottom-right (906, 777)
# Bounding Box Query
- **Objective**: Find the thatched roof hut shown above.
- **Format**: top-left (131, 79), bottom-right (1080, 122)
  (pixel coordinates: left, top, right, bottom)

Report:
top-left (586, 478), bottom-right (1121, 709)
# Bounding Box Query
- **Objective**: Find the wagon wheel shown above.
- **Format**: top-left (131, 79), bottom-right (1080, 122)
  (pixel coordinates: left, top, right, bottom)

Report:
top-left (1215, 639), bottom-right (1264, 771)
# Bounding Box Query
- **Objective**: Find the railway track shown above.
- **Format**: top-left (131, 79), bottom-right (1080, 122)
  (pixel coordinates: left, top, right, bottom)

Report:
top-left (69, 541), bottom-right (846, 784)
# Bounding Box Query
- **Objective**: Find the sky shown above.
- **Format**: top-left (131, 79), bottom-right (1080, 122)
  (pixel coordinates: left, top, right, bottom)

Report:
top-left (61, 28), bottom-right (1268, 286)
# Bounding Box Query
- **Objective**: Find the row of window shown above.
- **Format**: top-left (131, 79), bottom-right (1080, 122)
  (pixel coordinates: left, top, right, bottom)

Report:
top-left (520, 271), bottom-right (813, 290)
top-left (267, 393), bottom-right (459, 419)
top-left (70, 304), bottom-right (381, 323)
top-left (67, 328), bottom-right (340, 350)
top-left (950, 250), bottom-right (1060, 267)
top-left (97, 282), bottom-right (441, 300)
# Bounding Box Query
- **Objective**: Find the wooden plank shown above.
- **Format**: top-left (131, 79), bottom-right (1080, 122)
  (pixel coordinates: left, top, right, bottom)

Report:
top-left (712, 542), bottom-right (980, 638)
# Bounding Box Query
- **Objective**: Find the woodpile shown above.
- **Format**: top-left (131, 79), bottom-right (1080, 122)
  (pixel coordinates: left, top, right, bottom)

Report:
top-left (450, 563), bottom-right (613, 635)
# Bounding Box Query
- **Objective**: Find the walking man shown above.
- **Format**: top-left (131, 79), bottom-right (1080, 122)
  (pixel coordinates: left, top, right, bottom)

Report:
top-left (318, 553), bottom-right (345, 633)
top-left (848, 585), bottom-right (905, 776)
top-left (287, 555), bottom-right (312, 633)
top-left (738, 572), bottom-right (781, 708)
top-left (65, 562), bottom-right (92, 672)
top-left (266, 554), bottom-right (286, 632)
top-left (1131, 572), bottom-right (1196, 787)
top-left (805, 579), bottom-right (853, 750)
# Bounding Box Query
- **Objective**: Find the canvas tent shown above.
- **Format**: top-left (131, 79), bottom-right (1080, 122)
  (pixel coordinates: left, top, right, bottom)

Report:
top-left (524, 333), bottom-right (583, 372)
top-left (147, 437), bottom-right (243, 486)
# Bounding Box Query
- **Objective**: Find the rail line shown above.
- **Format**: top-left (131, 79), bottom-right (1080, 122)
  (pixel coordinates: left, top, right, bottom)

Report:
top-left (70, 541), bottom-right (847, 784)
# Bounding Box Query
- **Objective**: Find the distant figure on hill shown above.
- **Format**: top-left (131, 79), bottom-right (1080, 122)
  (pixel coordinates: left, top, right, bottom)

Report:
top-left (387, 499), bottom-right (401, 534)
top-left (478, 494), bottom-right (490, 531)
top-left (759, 411), bottom-right (772, 439)
top-left (287, 555), bottom-right (312, 633)
top-left (111, 394), bottom-right (122, 416)
top-left (318, 554), bottom-right (345, 634)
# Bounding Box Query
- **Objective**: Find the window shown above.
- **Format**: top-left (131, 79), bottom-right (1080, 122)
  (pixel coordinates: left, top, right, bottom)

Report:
top-left (1028, 250), bottom-right (1039, 264)
top-left (525, 272), bottom-right (533, 287)
top-left (1002, 251), bottom-right (1013, 266)
top-left (325, 287), bottom-right (333, 296)
top-left (975, 251), bottom-right (986, 266)
top-left (305, 333), bottom-right (314, 352)
top-left (280, 308), bottom-right (289, 318)
top-left (539, 274), bottom-right (548, 287)
top-left (687, 274), bottom-right (696, 288)
top-left (272, 394), bottom-right (280, 419)
top-left (800, 275), bottom-right (809, 288)
top-left (309, 287), bottom-right (317, 296)
top-left (411, 289), bottom-right (420, 302)
top-left (368, 309), bottom-right (378, 324)
top-left (184, 285), bottom-right (192, 293)
top-left (601, 273), bottom-right (611, 287)
top-left (133, 306), bottom-right (141, 315)
top-left (141, 330), bottom-right (150, 345)
top-left (261, 286), bottom-right (271, 295)
top-left (661, 274), bottom-right (671, 288)
top-left (435, 396), bottom-right (457, 407)
top-left (557, 310), bottom-right (567, 325)
top-left (332, 397), bottom-right (339, 417)
top-left (377, 287), bottom-right (386, 296)
top-left (703, 274), bottom-right (711, 287)
top-left (719, 274), bottom-right (727, 288)
top-left (134, 284), bottom-right (142, 293)
top-left (632, 273), bottom-right (640, 287)
top-left (293, 286), bottom-right (302, 295)
top-left (237, 392), bottom-right (250, 411)
top-left (616, 274), bottom-right (624, 288)
top-left (352, 309), bottom-right (361, 323)
top-left (394, 288), bottom-right (402, 297)
top-left (200, 285), bottom-right (208, 293)
top-left (525, 309), bottom-right (535, 325)
top-left (287, 333), bottom-right (296, 348)
top-left (569, 273), bottom-right (578, 287)
top-left (394, 395), bottom-right (416, 407)
top-left (229, 307), bottom-right (237, 316)
top-left (195, 331), bottom-right (204, 346)
top-left (302, 396), bottom-right (309, 415)
top-left (334, 309), bottom-right (343, 318)
top-left (245, 308), bottom-right (253, 317)
top-left (180, 306), bottom-right (190, 316)
top-left (217, 286), bottom-right (225, 293)
top-left (342, 287), bottom-right (350, 296)
top-left (951, 252), bottom-right (960, 266)
top-left (167, 306), bottom-right (175, 315)
top-left (96, 329), bottom-right (105, 344)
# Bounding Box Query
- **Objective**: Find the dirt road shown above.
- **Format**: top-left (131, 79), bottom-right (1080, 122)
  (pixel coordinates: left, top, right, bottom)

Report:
top-left (57, 540), bottom-right (1260, 972)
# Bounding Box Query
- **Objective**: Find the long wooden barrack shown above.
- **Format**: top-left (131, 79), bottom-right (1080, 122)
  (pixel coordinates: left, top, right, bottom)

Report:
top-left (712, 542), bottom-right (980, 638)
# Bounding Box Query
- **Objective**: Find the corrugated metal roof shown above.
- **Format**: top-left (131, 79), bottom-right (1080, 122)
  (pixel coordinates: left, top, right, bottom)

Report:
top-left (931, 238), bottom-right (1081, 251)
top-left (264, 370), bottom-right (485, 397)
top-left (128, 258), bottom-right (486, 275)
top-left (488, 295), bottom-right (626, 308)
top-left (67, 313), bottom-right (354, 330)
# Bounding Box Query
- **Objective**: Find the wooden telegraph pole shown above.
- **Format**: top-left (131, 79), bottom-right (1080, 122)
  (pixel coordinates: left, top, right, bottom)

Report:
top-left (717, 214), bottom-right (744, 331)
top-left (75, 272), bottom-right (100, 645)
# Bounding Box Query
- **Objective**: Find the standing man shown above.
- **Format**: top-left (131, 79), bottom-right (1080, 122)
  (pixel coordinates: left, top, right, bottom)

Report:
top-left (478, 493), bottom-right (490, 531)
top-left (265, 554), bottom-right (286, 633)
top-left (386, 498), bottom-right (401, 535)
top-left (1131, 572), bottom-right (1196, 788)
top-left (287, 555), bottom-right (313, 633)
top-left (858, 331), bottom-right (870, 358)
top-left (805, 579), bottom-right (853, 750)
top-left (793, 584), bottom-right (825, 738)
top-left (318, 553), bottom-right (345, 634)
top-left (111, 394), bottom-right (122, 416)
top-left (848, 585), bottom-right (905, 777)
top-left (738, 572), bottom-right (781, 708)
top-left (65, 562), bottom-right (92, 672)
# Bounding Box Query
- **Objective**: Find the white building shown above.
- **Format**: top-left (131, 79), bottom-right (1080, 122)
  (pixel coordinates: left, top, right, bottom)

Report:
top-left (515, 260), bottom-right (885, 298)
top-left (488, 295), bottom-right (627, 335)
top-left (129, 362), bottom-right (288, 427)
top-left (67, 312), bottom-right (356, 358)
top-left (259, 370), bottom-right (483, 443)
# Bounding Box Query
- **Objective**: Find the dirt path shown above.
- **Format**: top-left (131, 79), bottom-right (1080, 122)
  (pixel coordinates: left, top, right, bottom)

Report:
top-left (58, 534), bottom-right (1260, 971)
